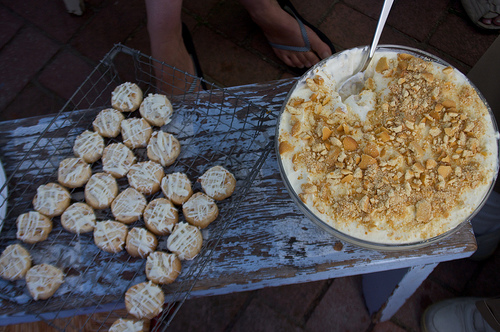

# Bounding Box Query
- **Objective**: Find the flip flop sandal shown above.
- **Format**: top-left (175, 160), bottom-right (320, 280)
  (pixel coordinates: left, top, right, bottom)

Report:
top-left (181, 23), bottom-right (208, 92)
top-left (272, 0), bottom-right (336, 75)
top-left (461, 0), bottom-right (500, 30)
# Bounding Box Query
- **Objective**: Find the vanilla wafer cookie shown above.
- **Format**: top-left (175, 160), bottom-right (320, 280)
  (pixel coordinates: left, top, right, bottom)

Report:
top-left (125, 281), bottom-right (164, 320)
top-left (25, 263), bottom-right (64, 300)
top-left (121, 118), bottom-right (152, 149)
top-left (0, 244), bottom-right (32, 281)
top-left (111, 187), bottom-right (147, 224)
top-left (125, 227), bottom-right (158, 258)
top-left (147, 131), bottom-right (181, 167)
top-left (111, 82), bottom-right (143, 112)
top-left (160, 172), bottom-right (193, 205)
top-left (61, 202), bottom-right (96, 234)
top-left (198, 165), bottom-right (236, 201)
top-left (73, 130), bottom-right (104, 164)
top-left (143, 198), bottom-right (178, 236)
top-left (102, 143), bottom-right (136, 178)
top-left (109, 318), bottom-right (149, 332)
top-left (58, 157), bottom-right (92, 188)
top-left (166, 222), bottom-right (203, 260)
top-left (93, 220), bottom-right (128, 253)
top-left (145, 251), bottom-right (181, 285)
top-left (32, 182), bottom-right (70, 218)
top-left (84, 172), bottom-right (118, 209)
top-left (16, 211), bottom-right (52, 244)
top-left (127, 161), bottom-right (164, 195)
top-left (182, 192), bottom-right (219, 229)
top-left (93, 108), bottom-right (125, 138)
top-left (139, 93), bottom-right (174, 127)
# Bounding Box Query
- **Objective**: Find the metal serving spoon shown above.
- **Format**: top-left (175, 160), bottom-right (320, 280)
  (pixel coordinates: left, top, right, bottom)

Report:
top-left (338, 0), bottom-right (394, 101)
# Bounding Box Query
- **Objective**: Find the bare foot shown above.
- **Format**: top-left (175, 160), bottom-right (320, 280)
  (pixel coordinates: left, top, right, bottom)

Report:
top-left (241, 0), bottom-right (333, 69)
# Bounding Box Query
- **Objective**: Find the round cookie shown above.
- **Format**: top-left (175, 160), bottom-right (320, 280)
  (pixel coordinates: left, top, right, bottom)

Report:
top-left (93, 220), bottom-right (128, 254)
top-left (33, 182), bottom-right (71, 218)
top-left (166, 222), bottom-right (203, 260)
top-left (147, 131), bottom-right (181, 167)
top-left (125, 281), bottom-right (165, 320)
top-left (73, 130), bottom-right (104, 164)
top-left (109, 318), bottom-right (149, 332)
top-left (145, 251), bottom-right (181, 285)
top-left (121, 118), bottom-right (152, 149)
top-left (111, 82), bottom-right (143, 112)
top-left (16, 211), bottom-right (52, 244)
top-left (60, 202), bottom-right (96, 234)
top-left (125, 227), bottom-right (158, 258)
top-left (0, 244), bottom-right (32, 281)
top-left (182, 192), bottom-right (219, 229)
top-left (92, 108), bottom-right (125, 138)
top-left (127, 161), bottom-right (164, 195)
top-left (111, 187), bottom-right (147, 224)
top-left (58, 157), bottom-right (91, 188)
top-left (198, 165), bottom-right (236, 200)
top-left (25, 263), bottom-right (64, 300)
top-left (102, 143), bottom-right (136, 178)
top-left (139, 93), bottom-right (174, 126)
top-left (84, 172), bottom-right (118, 209)
top-left (143, 198), bottom-right (178, 236)
top-left (160, 172), bottom-right (193, 205)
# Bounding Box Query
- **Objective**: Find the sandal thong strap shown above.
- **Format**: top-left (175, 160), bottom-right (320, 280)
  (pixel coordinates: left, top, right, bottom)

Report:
top-left (269, 5), bottom-right (311, 53)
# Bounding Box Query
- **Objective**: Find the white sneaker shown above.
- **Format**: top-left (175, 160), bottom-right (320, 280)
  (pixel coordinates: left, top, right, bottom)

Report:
top-left (422, 297), bottom-right (496, 332)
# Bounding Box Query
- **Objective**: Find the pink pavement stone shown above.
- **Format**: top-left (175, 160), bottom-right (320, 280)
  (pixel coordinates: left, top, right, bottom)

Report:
top-left (182, 0), bottom-right (222, 19)
top-left (207, 0), bottom-right (255, 45)
top-left (429, 258), bottom-right (480, 294)
top-left (0, 6), bottom-right (24, 49)
top-left (372, 320), bottom-right (407, 332)
top-left (0, 26), bottom-right (59, 111)
top-left (305, 276), bottom-right (371, 332)
top-left (463, 247), bottom-right (500, 297)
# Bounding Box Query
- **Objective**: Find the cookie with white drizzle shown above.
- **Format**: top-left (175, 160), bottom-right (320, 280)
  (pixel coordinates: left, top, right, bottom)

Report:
top-left (166, 222), bottom-right (203, 260)
top-left (73, 130), bottom-right (104, 164)
top-left (0, 244), bottom-right (32, 281)
top-left (16, 211), bottom-right (53, 244)
top-left (143, 198), bottom-right (178, 236)
top-left (109, 318), bottom-right (149, 332)
top-left (160, 172), bottom-right (193, 205)
top-left (198, 165), bottom-right (236, 201)
top-left (127, 161), bottom-right (164, 195)
top-left (125, 281), bottom-right (165, 320)
top-left (121, 118), bottom-right (152, 149)
top-left (182, 192), bottom-right (218, 229)
top-left (125, 227), bottom-right (158, 258)
top-left (93, 108), bottom-right (125, 138)
top-left (102, 143), bottom-right (136, 178)
top-left (139, 93), bottom-right (174, 126)
top-left (61, 202), bottom-right (96, 234)
top-left (147, 131), bottom-right (181, 167)
top-left (84, 172), bottom-right (118, 209)
top-left (93, 220), bottom-right (128, 254)
top-left (32, 183), bottom-right (70, 218)
top-left (58, 157), bottom-right (91, 188)
top-left (145, 251), bottom-right (181, 285)
top-left (25, 263), bottom-right (64, 300)
top-left (111, 82), bottom-right (143, 113)
top-left (111, 187), bottom-right (147, 224)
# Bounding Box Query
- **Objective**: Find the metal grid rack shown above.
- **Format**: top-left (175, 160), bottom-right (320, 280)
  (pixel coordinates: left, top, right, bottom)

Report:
top-left (0, 44), bottom-right (275, 331)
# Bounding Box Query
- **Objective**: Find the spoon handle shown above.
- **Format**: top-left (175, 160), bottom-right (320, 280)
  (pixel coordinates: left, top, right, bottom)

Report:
top-left (363, 0), bottom-right (395, 71)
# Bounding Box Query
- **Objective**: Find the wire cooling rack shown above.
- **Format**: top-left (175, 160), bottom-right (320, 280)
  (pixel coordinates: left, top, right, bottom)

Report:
top-left (0, 44), bottom-right (275, 331)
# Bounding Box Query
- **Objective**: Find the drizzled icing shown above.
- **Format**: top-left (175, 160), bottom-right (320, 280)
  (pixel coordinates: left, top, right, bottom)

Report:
top-left (33, 183), bottom-right (70, 217)
top-left (144, 198), bottom-right (177, 235)
top-left (111, 188), bottom-right (146, 223)
top-left (0, 244), bottom-right (31, 280)
top-left (127, 227), bottom-right (157, 258)
top-left (16, 211), bottom-right (52, 243)
top-left (111, 82), bottom-right (143, 112)
top-left (121, 118), bottom-right (152, 149)
top-left (139, 93), bottom-right (173, 126)
top-left (85, 172), bottom-right (118, 209)
top-left (25, 263), bottom-right (64, 300)
top-left (73, 130), bottom-right (104, 163)
top-left (161, 173), bottom-right (192, 203)
top-left (167, 222), bottom-right (202, 260)
top-left (102, 143), bottom-right (136, 178)
top-left (183, 193), bottom-right (217, 224)
top-left (147, 131), bottom-right (180, 167)
top-left (110, 319), bottom-right (144, 332)
top-left (146, 252), bottom-right (180, 283)
top-left (58, 157), bottom-right (91, 188)
top-left (61, 202), bottom-right (96, 234)
top-left (199, 166), bottom-right (235, 199)
top-left (126, 281), bottom-right (164, 319)
top-left (127, 161), bottom-right (164, 195)
top-left (92, 108), bottom-right (125, 138)
top-left (93, 220), bottom-right (128, 253)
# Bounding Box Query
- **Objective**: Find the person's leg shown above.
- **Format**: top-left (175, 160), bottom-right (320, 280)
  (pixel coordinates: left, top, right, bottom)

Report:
top-left (239, 0), bottom-right (333, 69)
top-left (145, 0), bottom-right (200, 94)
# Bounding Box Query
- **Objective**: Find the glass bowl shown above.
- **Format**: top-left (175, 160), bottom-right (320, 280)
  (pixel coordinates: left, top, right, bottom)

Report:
top-left (275, 45), bottom-right (499, 251)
